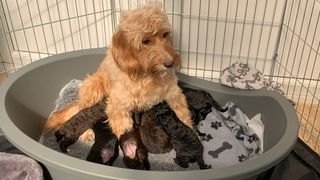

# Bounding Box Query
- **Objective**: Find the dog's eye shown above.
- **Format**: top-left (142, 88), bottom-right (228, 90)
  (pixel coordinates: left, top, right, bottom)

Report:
top-left (163, 32), bottom-right (170, 38)
top-left (143, 39), bottom-right (151, 45)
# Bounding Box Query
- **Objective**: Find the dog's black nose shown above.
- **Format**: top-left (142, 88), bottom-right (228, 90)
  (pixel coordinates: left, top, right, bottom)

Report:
top-left (164, 61), bottom-right (174, 68)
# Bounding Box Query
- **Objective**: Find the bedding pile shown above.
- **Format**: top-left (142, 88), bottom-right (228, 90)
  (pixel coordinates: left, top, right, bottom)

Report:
top-left (40, 79), bottom-right (264, 170)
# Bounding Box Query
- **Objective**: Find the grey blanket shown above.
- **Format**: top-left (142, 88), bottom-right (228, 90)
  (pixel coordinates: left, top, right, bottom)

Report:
top-left (0, 152), bottom-right (43, 180)
top-left (40, 80), bottom-right (263, 170)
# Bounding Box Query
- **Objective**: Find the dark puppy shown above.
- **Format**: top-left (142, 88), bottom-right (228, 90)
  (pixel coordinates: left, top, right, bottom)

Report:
top-left (154, 102), bottom-right (210, 169)
top-left (55, 100), bottom-right (150, 169)
top-left (138, 86), bottom-right (225, 153)
top-left (181, 86), bottom-right (226, 125)
top-left (139, 110), bottom-right (173, 154)
top-left (120, 116), bottom-right (150, 170)
top-left (55, 98), bottom-right (107, 152)
top-left (86, 121), bottom-right (119, 165)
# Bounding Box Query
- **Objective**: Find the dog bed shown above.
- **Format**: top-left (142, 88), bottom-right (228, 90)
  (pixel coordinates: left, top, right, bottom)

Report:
top-left (0, 49), bottom-right (299, 180)
top-left (40, 79), bottom-right (263, 170)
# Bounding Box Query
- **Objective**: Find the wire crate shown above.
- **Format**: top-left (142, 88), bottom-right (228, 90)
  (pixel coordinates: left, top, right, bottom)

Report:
top-left (0, 0), bottom-right (319, 153)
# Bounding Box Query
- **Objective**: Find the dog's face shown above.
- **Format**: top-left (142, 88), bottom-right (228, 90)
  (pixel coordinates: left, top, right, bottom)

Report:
top-left (111, 3), bottom-right (181, 79)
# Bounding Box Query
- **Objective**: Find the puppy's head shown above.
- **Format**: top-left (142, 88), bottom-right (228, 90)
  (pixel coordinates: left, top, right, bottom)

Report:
top-left (111, 3), bottom-right (180, 79)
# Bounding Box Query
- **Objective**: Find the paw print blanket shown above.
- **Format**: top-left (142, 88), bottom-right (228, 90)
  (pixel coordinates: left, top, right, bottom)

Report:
top-left (199, 102), bottom-right (263, 168)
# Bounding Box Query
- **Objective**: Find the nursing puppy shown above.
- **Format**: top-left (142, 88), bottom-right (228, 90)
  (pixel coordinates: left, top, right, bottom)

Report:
top-left (154, 102), bottom-right (211, 169)
top-left (55, 98), bottom-right (107, 152)
top-left (86, 122), bottom-right (119, 166)
top-left (119, 119), bottom-right (150, 170)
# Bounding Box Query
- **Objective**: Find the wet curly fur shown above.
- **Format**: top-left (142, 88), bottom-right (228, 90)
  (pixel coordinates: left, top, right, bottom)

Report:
top-left (43, 3), bottom-right (193, 140)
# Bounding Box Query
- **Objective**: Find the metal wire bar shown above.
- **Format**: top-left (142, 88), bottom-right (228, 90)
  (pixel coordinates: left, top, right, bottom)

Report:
top-left (25, 0), bottom-right (41, 60)
top-left (296, 13), bottom-right (320, 135)
top-left (237, 0), bottom-right (249, 61)
top-left (0, 1), bottom-right (17, 72)
top-left (273, 59), bottom-right (320, 102)
top-left (0, 12), bottom-right (283, 37)
top-left (304, 72), bottom-right (320, 140)
top-left (210, 0), bottom-right (220, 81)
top-left (228, 0), bottom-right (239, 66)
top-left (3, 0), bottom-right (24, 66)
top-left (83, 0), bottom-right (92, 49)
top-left (219, 0), bottom-right (229, 72)
top-left (186, 0), bottom-right (192, 75)
top-left (254, 0), bottom-right (268, 68)
top-left (245, 0), bottom-right (259, 64)
top-left (195, 0), bottom-right (201, 77)
top-left (203, 0), bottom-right (211, 79)
top-left (55, 0), bottom-right (67, 53)
top-left (74, 0), bottom-right (84, 50)
top-left (262, 0), bottom-right (280, 74)
top-left (287, 0), bottom-right (313, 100)
top-left (276, 0), bottom-right (298, 84)
top-left (64, 0), bottom-right (76, 51)
top-left (0, 53), bottom-right (8, 77)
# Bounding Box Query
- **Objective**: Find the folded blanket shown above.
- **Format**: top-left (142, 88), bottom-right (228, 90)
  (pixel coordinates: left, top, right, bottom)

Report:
top-left (0, 152), bottom-right (43, 180)
top-left (40, 79), bottom-right (263, 170)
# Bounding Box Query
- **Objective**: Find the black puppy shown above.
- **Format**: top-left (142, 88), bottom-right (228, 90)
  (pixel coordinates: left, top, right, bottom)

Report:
top-left (119, 116), bottom-right (150, 170)
top-left (182, 86), bottom-right (226, 125)
top-left (86, 121), bottom-right (119, 165)
top-left (55, 100), bottom-right (150, 169)
top-left (154, 102), bottom-right (211, 169)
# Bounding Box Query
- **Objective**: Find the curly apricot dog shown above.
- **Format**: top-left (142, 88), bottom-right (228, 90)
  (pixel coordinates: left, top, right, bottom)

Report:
top-left (43, 3), bottom-right (193, 139)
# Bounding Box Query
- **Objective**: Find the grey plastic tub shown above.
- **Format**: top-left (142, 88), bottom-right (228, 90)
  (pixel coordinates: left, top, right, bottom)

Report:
top-left (0, 48), bottom-right (299, 180)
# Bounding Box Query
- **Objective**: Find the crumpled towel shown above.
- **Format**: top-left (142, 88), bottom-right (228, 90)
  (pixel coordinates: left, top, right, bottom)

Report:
top-left (0, 152), bottom-right (43, 180)
top-left (199, 102), bottom-right (263, 168)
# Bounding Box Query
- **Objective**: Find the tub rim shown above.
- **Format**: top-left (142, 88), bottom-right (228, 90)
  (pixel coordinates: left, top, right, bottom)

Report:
top-left (0, 48), bottom-right (299, 180)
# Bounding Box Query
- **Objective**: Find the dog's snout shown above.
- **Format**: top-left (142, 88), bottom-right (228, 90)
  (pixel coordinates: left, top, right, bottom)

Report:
top-left (164, 60), bottom-right (174, 68)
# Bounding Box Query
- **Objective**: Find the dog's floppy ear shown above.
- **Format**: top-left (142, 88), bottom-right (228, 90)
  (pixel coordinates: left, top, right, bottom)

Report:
top-left (111, 29), bottom-right (143, 80)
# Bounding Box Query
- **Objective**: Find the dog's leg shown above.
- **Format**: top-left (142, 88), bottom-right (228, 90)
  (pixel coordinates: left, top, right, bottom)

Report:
top-left (78, 72), bottom-right (109, 108)
top-left (165, 87), bottom-right (194, 130)
top-left (106, 103), bottom-right (134, 138)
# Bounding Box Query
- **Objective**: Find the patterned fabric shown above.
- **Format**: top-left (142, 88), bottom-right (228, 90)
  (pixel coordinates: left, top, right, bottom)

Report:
top-left (220, 61), bottom-right (286, 95)
top-left (199, 102), bottom-right (263, 168)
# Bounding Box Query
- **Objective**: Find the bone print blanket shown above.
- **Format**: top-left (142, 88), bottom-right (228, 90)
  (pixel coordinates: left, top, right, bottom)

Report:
top-left (199, 102), bottom-right (263, 168)
top-left (40, 80), bottom-right (263, 170)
